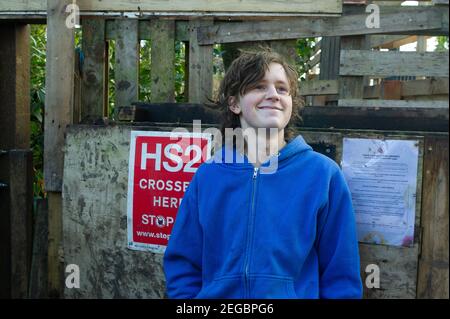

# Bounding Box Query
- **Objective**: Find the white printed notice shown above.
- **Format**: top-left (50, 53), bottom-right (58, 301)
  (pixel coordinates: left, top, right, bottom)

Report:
top-left (342, 138), bottom-right (419, 247)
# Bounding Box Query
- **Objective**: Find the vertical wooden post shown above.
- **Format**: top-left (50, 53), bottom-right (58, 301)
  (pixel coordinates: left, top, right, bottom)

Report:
top-left (416, 1), bottom-right (429, 55)
top-left (338, 4), bottom-right (368, 101)
top-left (0, 23), bottom-right (31, 299)
top-left (188, 19), bottom-right (213, 104)
top-left (0, 155), bottom-right (10, 299)
top-left (0, 24), bottom-right (30, 150)
top-left (115, 19), bottom-right (139, 108)
top-left (417, 136), bottom-right (449, 298)
top-left (45, 0), bottom-right (75, 191)
top-left (150, 19), bottom-right (176, 102)
top-left (339, 35), bottom-right (367, 100)
top-left (81, 18), bottom-right (107, 121)
top-left (318, 37), bottom-right (340, 105)
top-left (29, 199), bottom-right (49, 298)
top-left (9, 150), bottom-right (33, 299)
top-left (319, 37), bottom-right (340, 81)
top-left (45, 0), bottom-right (75, 298)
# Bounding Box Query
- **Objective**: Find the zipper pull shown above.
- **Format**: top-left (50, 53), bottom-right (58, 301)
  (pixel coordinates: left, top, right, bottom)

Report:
top-left (253, 167), bottom-right (259, 179)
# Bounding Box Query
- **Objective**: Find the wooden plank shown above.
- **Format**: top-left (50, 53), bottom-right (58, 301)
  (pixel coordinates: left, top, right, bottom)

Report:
top-left (306, 52), bottom-right (321, 69)
top-left (340, 50), bottom-right (449, 78)
top-left (81, 18), bottom-right (107, 121)
top-left (301, 105), bottom-right (448, 131)
top-left (62, 125), bottom-right (169, 298)
top-left (0, 24), bottom-right (30, 150)
top-left (9, 150), bottom-right (33, 298)
top-left (0, 0), bottom-right (44, 11)
top-left (359, 243), bottom-right (420, 298)
top-left (339, 36), bottom-right (367, 99)
top-left (0, 150), bottom-right (34, 299)
top-left (0, 152), bottom-right (11, 298)
top-left (0, 0), bottom-right (343, 14)
top-left (114, 19), bottom-right (139, 108)
top-left (318, 36), bottom-right (340, 107)
top-left (369, 35), bottom-right (422, 49)
top-left (45, 0), bottom-right (75, 298)
top-left (300, 80), bottom-right (339, 95)
top-left (129, 102), bottom-right (449, 132)
top-left (29, 199), bottom-right (49, 298)
top-left (44, 0), bottom-right (75, 191)
top-left (106, 20), bottom-right (188, 41)
top-left (319, 37), bottom-right (340, 82)
top-left (417, 136), bottom-right (449, 298)
top-left (432, 0), bottom-right (449, 4)
top-left (339, 99), bottom-right (449, 108)
top-left (401, 78), bottom-right (449, 97)
top-left (188, 19), bottom-right (213, 104)
top-left (363, 78), bottom-right (449, 99)
top-left (197, 7), bottom-right (445, 45)
top-left (47, 192), bottom-right (63, 298)
top-left (150, 19), bottom-right (175, 102)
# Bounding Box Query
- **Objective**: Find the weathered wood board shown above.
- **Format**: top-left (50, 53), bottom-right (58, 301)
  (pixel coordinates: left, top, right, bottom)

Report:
top-left (196, 7), bottom-right (446, 44)
top-left (81, 18), bottom-right (107, 121)
top-left (63, 125), bottom-right (168, 298)
top-left (0, 0), bottom-right (342, 15)
top-left (340, 50), bottom-right (449, 78)
top-left (417, 136), bottom-right (449, 298)
top-left (114, 19), bottom-right (139, 108)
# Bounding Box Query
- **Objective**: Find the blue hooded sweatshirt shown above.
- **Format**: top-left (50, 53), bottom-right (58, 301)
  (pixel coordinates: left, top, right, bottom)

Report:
top-left (163, 135), bottom-right (363, 299)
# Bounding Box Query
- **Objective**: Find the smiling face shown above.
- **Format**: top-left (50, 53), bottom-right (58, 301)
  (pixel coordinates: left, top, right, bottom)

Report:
top-left (229, 62), bottom-right (293, 133)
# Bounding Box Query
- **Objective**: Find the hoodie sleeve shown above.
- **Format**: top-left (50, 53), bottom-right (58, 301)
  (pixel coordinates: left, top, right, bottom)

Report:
top-left (163, 176), bottom-right (203, 299)
top-left (315, 167), bottom-right (363, 299)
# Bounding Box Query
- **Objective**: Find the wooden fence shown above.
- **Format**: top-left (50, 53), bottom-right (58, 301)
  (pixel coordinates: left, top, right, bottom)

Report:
top-left (0, 0), bottom-right (448, 298)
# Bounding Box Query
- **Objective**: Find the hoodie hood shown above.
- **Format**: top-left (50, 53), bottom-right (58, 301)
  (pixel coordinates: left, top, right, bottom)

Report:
top-left (207, 135), bottom-right (313, 170)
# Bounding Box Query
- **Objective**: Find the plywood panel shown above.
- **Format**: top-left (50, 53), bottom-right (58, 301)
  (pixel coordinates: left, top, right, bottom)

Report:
top-left (63, 125), bottom-right (167, 298)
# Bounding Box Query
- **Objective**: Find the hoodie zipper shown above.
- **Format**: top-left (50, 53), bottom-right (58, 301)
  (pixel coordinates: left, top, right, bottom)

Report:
top-left (244, 167), bottom-right (259, 298)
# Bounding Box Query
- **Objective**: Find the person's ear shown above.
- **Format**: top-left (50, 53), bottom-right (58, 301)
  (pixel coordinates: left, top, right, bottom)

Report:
top-left (228, 96), bottom-right (241, 115)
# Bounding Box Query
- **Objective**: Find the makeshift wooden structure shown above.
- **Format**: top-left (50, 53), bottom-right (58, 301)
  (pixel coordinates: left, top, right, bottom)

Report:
top-left (0, 0), bottom-right (448, 299)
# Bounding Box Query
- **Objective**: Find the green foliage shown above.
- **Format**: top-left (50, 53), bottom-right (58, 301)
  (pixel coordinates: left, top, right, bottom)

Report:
top-left (30, 25), bottom-right (46, 198)
top-left (435, 36), bottom-right (449, 51)
top-left (108, 40), bottom-right (116, 118)
top-left (174, 42), bottom-right (186, 102)
top-left (139, 40), bottom-right (152, 103)
top-left (137, 40), bottom-right (186, 103)
top-left (295, 38), bottom-right (316, 81)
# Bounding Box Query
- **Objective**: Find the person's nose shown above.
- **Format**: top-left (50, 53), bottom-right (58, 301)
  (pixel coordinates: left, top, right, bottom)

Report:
top-left (265, 85), bottom-right (280, 101)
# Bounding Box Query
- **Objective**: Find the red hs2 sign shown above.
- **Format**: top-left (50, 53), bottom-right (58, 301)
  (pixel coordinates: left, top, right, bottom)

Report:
top-left (127, 131), bottom-right (211, 253)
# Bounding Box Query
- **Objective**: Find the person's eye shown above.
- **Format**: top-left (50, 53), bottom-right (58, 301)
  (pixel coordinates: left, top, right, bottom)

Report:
top-left (255, 84), bottom-right (266, 90)
top-left (277, 87), bottom-right (289, 94)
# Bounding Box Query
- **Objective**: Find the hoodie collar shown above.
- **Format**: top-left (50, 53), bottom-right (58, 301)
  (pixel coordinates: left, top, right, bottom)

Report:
top-left (207, 135), bottom-right (312, 170)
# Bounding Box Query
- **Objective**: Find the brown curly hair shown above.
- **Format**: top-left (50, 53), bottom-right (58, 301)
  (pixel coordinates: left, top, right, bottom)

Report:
top-left (208, 49), bottom-right (303, 143)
